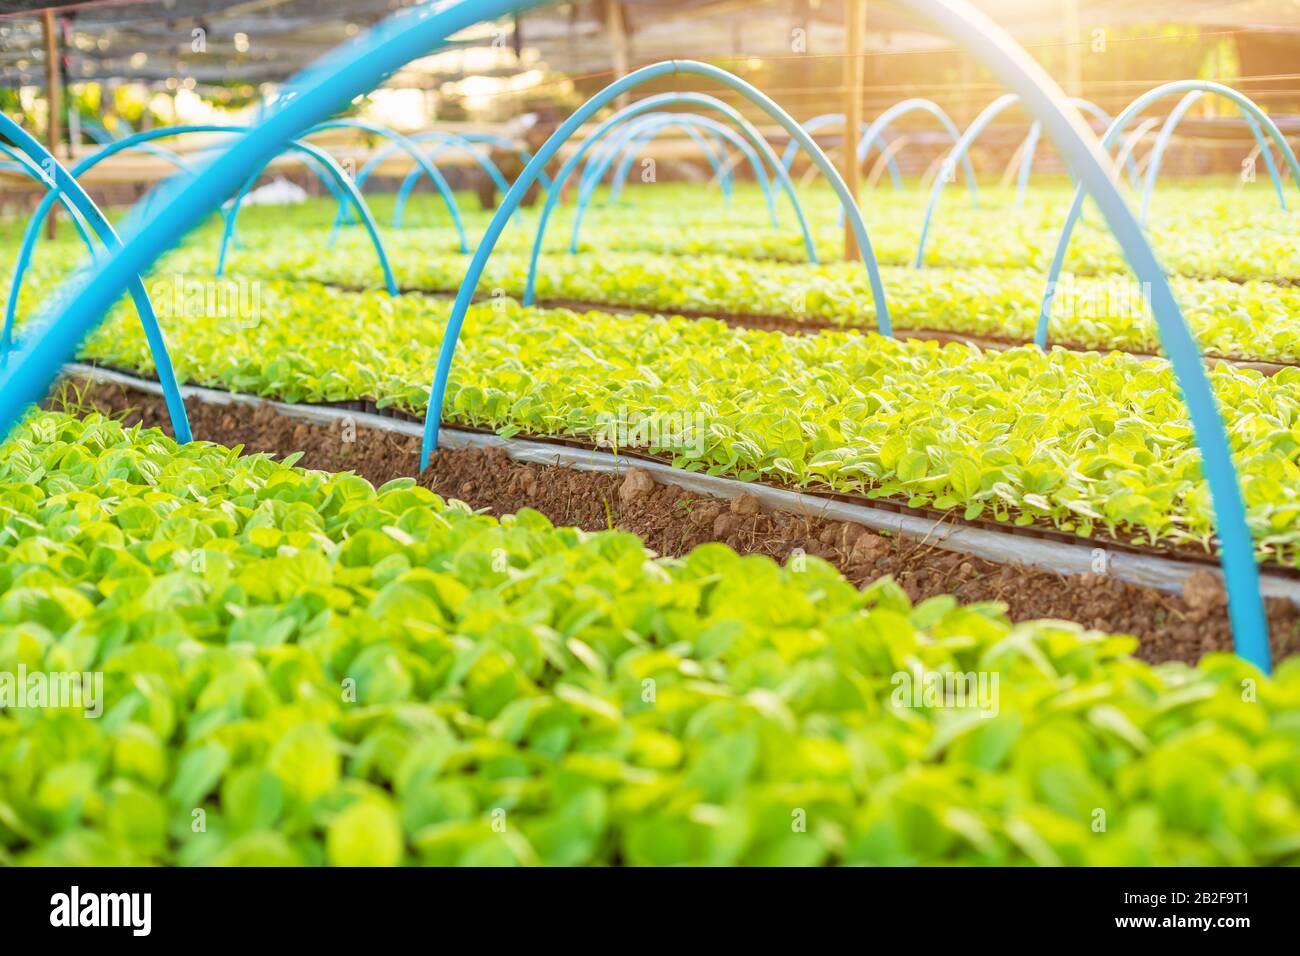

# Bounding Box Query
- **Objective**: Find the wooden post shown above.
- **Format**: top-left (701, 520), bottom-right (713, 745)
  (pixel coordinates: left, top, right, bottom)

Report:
top-left (843, 0), bottom-right (864, 259)
top-left (606, 0), bottom-right (630, 108)
top-left (1063, 0), bottom-right (1082, 97)
top-left (43, 8), bottom-right (62, 239)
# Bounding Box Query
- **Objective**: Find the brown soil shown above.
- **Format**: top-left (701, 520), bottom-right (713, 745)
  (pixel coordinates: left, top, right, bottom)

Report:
top-left (76, 361), bottom-right (1290, 574)
top-left (59, 375), bottom-right (1300, 666)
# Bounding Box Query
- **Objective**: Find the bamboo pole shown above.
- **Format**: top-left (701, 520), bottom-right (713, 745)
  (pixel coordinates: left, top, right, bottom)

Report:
top-left (843, 0), bottom-right (864, 259)
top-left (606, 1), bottom-right (630, 109)
top-left (43, 8), bottom-right (62, 240)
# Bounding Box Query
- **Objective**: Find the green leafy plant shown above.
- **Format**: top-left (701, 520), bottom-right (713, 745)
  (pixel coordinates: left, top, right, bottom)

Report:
top-left (42, 276), bottom-right (1300, 568)
top-left (1, 411), bottom-right (1299, 866)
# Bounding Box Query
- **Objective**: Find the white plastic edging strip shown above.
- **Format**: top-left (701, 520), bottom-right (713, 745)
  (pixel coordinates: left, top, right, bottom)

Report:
top-left (65, 362), bottom-right (1300, 606)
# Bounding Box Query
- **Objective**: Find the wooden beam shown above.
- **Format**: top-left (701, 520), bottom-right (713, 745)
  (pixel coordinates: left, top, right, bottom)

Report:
top-left (843, 0), bottom-right (864, 260)
top-left (43, 8), bottom-right (62, 240)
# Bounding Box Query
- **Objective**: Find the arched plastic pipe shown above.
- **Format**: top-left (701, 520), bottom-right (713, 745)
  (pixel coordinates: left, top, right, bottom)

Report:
top-left (615, 121), bottom-right (735, 201)
top-left (866, 134), bottom-right (909, 187)
top-left (833, 97), bottom-right (981, 228)
top-left (363, 131), bottom-right (508, 192)
top-left (1070, 99), bottom-right (1132, 170)
top-left (916, 92), bottom-right (1117, 259)
top-left (1000, 128), bottom-right (1044, 194)
top-left (206, 146), bottom-right (349, 255)
top-left (274, 147), bottom-right (350, 211)
top-left (780, 113), bottom-right (902, 189)
top-left (456, 130), bottom-right (554, 190)
top-left (6, 138), bottom-right (218, 330)
top-left (3, 0), bottom-right (1268, 672)
top-left (572, 115), bottom-right (770, 252)
top-left (1012, 98), bottom-right (1141, 206)
top-left (81, 121), bottom-right (118, 145)
top-left (914, 93), bottom-right (1024, 266)
top-left (89, 138), bottom-right (201, 171)
top-left (9, 125), bottom-right (361, 315)
top-left (606, 115), bottom-right (774, 206)
top-left (215, 138), bottom-right (398, 294)
top-left (390, 132), bottom-right (554, 230)
top-left (591, 114), bottom-right (739, 205)
top-left (878, 18), bottom-right (1268, 669)
top-left (338, 130), bottom-right (511, 236)
top-left (916, 93), bottom-right (1152, 262)
top-left (424, 58), bottom-right (891, 463)
top-left (0, 147), bottom-right (102, 359)
top-left (586, 119), bottom-right (734, 209)
top-left (0, 144), bottom-right (98, 255)
top-left (1139, 88), bottom-right (1286, 223)
top-left (580, 114), bottom-right (781, 251)
top-left (524, 87), bottom-right (824, 306)
top-left (553, 90), bottom-right (793, 254)
top-left (1115, 116), bottom-right (1163, 181)
top-left (1000, 129), bottom-right (1027, 181)
top-left (857, 98), bottom-right (978, 203)
top-left (1013, 119), bottom-right (1044, 206)
top-left (580, 111), bottom-right (733, 193)
top-left (1137, 91), bottom-right (1208, 224)
top-left (527, 90), bottom-right (807, 295)
top-left (0, 0), bottom-right (542, 460)
top-left (388, 141), bottom-right (510, 232)
top-left (35, 125), bottom-right (393, 294)
top-left (915, 93), bottom-right (1103, 257)
top-left (131, 149), bottom-right (206, 222)
top-left (0, 115), bottom-right (192, 442)
top-left (301, 118), bottom-right (468, 252)
top-left (1038, 78), bottom-right (1300, 347)
top-left (212, 141), bottom-right (379, 272)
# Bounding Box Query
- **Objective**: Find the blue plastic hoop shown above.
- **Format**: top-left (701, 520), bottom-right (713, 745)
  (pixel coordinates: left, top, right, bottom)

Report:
top-left (1011, 98), bottom-right (1137, 207)
top-left (7, 125), bottom-right (388, 318)
top-left (522, 85), bottom-right (835, 307)
top-left (915, 93), bottom-right (1151, 264)
top-left (1037, 79), bottom-right (1300, 349)
top-left (340, 130), bottom-right (509, 236)
top-left (0, 0), bottom-right (1271, 673)
top-left (550, 90), bottom-right (804, 270)
top-left (0, 144), bottom-right (98, 261)
top-left (575, 113), bottom-right (781, 251)
top-left (891, 7), bottom-right (1269, 670)
top-left (856, 98), bottom-right (978, 202)
top-left (391, 131), bottom-right (555, 229)
top-left (1138, 87), bottom-right (1288, 223)
top-left (301, 118), bottom-right (469, 253)
top-left (425, 58), bottom-right (893, 466)
top-left (214, 136), bottom-right (399, 294)
top-left (0, 0), bottom-right (544, 467)
top-left (779, 113), bottom-right (902, 190)
top-left (594, 114), bottom-right (739, 204)
top-left (0, 116), bottom-right (192, 442)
